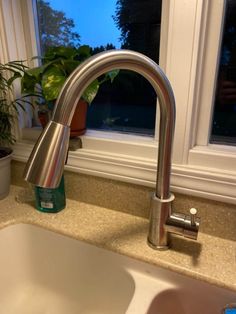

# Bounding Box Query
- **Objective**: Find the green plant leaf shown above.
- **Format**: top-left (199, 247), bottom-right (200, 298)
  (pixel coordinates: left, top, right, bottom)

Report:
top-left (0, 60), bottom-right (28, 146)
top-left (7, 72), bottom-right (22, 86)
top-left (27, 65), bottom-right (46, 78)
top-left (82, 80), bottom-right (100, 104)
top-left (44, 46), bottom-right (78, 60)
top-left (106, 69), bottom-right (120, 83)
top-left (0, 76), bottom-right (9, 92)
top-left (7, 60), bottom-right (28, 68)
top-left (21, 72), bottom-right (39, 94)
top-left (61, 60), bottom-right (80, 74)
top-left (99, 70), bottom-right (120, 85)
top-left (42, 67), bottom-right (66, 101)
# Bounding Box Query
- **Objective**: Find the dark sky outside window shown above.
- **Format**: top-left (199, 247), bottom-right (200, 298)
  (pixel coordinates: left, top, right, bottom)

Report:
top-left (37, 0), bottom-right (162, 136)
top-left (211, 0), bottom-right (236, 145)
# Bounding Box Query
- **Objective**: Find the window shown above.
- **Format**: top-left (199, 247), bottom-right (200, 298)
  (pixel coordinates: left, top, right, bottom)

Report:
top-left (211, 0), bottom-right (236, 145)
top-left (1, 0), bottom-right (236, 204)
top-left (35, 0), bottom-right (162, 136)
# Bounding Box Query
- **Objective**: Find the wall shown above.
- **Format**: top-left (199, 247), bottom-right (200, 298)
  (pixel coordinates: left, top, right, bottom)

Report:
top-left (12, 160), bottom-right (236, 241)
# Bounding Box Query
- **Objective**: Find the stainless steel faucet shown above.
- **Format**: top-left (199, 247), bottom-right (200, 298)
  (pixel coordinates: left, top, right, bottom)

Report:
top-left (24, 50), bottom-right (200, 250)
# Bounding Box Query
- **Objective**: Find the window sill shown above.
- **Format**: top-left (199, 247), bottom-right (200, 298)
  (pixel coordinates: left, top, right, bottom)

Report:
top-left (14, 135), bottom-right (236, 205)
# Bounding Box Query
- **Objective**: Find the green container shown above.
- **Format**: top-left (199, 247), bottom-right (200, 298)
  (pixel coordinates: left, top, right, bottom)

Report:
top-left (34, 175), bottom-right (66, 213)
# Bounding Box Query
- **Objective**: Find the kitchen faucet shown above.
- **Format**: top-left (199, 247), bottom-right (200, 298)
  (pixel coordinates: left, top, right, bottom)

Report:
top-left (24, 50), bottom-right (200, 250)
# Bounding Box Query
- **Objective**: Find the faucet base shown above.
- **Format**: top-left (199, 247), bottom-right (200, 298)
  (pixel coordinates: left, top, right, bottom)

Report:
top-left (147, 238), bottom-right (169, 250)
top-left (148, 192), bottom-right (200, 250)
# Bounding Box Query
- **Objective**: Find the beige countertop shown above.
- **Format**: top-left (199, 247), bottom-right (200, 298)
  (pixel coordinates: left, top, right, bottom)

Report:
top-left (1, 185), bottom-right (236, 293)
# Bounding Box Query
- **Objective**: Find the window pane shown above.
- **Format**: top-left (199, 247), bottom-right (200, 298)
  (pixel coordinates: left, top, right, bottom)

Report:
top-left (211, 0), bottom-right (236, 145)
top-left (36, 0), bottom-right (162, 136)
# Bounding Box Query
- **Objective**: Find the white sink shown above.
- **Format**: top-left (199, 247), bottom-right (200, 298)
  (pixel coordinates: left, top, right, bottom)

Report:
top-left (0, 224), bottom-right (235, 314)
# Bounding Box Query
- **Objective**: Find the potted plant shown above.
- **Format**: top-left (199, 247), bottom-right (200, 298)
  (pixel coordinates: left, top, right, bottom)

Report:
top-left (21, 45), bottom-right (118, 136)
top-left (0, 60), bottom-right (28, 199)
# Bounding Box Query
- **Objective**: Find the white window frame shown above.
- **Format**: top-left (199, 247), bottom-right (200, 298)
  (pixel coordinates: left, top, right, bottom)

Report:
top-left (2, 0), bottom-right (236, 204)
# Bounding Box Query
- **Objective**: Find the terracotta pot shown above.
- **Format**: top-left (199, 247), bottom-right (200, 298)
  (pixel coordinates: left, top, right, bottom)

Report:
top-left (38, 110), bottom-right (50, 129)
top-left (70, 99), bottom-right (88, 138)
top-left (38, 99), bottom-right (88, 138)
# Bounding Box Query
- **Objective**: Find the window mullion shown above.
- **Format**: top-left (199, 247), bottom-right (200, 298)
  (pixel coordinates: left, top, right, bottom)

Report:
top-left (195, 0), bottom-right (225, 147)
top-left (164, 0), bottom-right (204, 165)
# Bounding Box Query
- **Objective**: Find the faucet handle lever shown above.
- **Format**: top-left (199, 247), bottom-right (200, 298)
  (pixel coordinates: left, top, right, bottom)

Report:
top-left (189, 208), bottom-right (198, 226)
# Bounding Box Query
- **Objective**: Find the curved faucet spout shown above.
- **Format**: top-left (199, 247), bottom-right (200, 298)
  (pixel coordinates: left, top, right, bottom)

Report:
top-left (24, 49), bottom-right (176, 200)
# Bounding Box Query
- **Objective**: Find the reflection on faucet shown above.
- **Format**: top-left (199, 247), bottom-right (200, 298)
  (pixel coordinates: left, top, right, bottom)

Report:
top-left (23, 50), bottom-right (200, 250)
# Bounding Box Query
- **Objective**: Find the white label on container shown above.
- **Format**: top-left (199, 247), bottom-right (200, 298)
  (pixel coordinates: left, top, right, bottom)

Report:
top-left (40, 201), bottom-right (53, 209)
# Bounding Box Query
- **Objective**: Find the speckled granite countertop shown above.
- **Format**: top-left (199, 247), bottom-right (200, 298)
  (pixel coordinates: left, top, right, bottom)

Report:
top-left (1, 185), bottom-right (236, 293)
